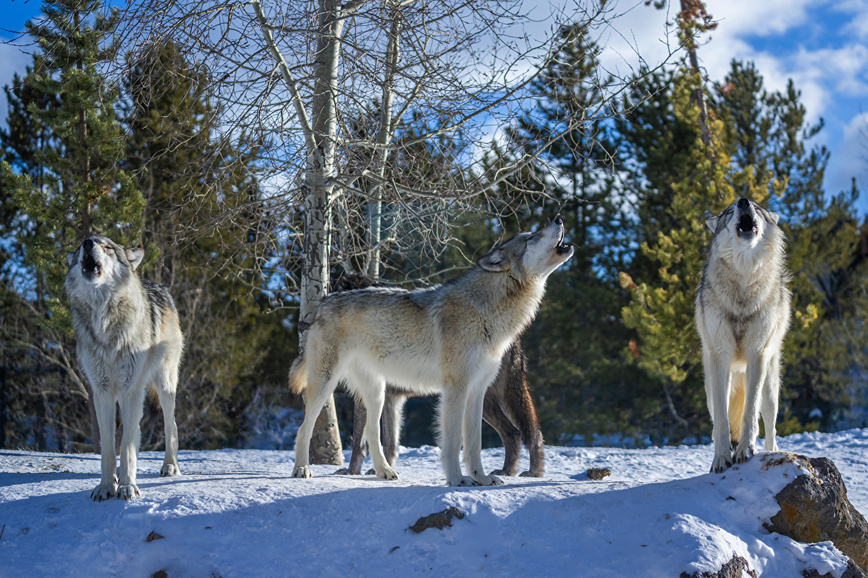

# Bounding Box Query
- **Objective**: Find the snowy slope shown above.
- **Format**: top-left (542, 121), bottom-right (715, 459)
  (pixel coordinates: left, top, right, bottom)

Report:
top-left (2, 430), bottom-right (867, 577)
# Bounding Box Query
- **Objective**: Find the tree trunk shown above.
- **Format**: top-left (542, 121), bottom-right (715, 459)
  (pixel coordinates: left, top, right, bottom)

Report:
top-left (302, 0), bottom-right (346, 466)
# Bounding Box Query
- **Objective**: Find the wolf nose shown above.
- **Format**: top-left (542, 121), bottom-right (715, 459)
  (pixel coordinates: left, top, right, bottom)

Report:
top-left (554, 217), bottom-right (563, 226)
top-left (83, 239), bottom-right (94, 251)
top-left (737, 198), bottom-right (749, 208)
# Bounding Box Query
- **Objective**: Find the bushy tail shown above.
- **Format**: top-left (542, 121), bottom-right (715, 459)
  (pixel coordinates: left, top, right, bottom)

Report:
top-left (288, 354), bottom-right (308, 396)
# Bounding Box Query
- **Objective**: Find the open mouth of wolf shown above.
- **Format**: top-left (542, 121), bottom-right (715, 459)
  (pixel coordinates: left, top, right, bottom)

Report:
top-left (554, 228), bottom-right (572, 255)
top-left (737, 214), bottom-right (757, 239)
top-left (82, 253), bottom-right (102, 278)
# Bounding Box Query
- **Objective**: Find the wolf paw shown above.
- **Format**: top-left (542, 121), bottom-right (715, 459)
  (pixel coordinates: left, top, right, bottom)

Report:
top-left (519, 470), bottom-right (543, 478)
top-left (475, 474), bottom-right (504, 486)
top-left (160, 463), bottom-right (181, 477)
top-left (489, 469), bottom-right (515, 477)
top-left (365, 468), bottom-right (377, 476)
top-left (376, 466), bottom-right (399, 481)
top-left (293, 465), bottom-right (312, 478)
top-left (334, 467), bottom-right (351, 475)
top-left (710, 453), bottom-right (733, 473)
top-left (448, 476), bottom-right (479, 487)
top-left (734, 444), bottom-right (755, 464)
top-left (116, 483), bottom-right (141, 501)
top-left (91, 481), bottom-right (118, 502)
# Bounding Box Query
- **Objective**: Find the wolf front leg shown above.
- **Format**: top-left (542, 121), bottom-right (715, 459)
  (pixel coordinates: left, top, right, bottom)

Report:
top-left (463, 381), bottom-right (502, 486)
top-left (440, 387), bottom-right (475, 486)
top-left (734, 353), bottom-right (770, 464)
top-left (705, 352), bottom-right (734, 473)
top-left (91, 391), bottom-right (119, 501)
top-left (117, 386), bottom-right (147, 500)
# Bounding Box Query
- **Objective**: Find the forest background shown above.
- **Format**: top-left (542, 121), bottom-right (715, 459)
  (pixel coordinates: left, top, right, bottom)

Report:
top-left (2, 0), bottom-right (868, 459)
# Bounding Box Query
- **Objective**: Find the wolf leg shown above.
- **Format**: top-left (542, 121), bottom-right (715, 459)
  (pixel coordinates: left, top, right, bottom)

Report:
top-left (357, 379), bottom-right (398, 480)
top-left (706, 353), bottom-right (734, 473)
top-left (293, 370), bottom-right (338, 479)
top-left (735, 354), bottom-right (768, 464)
top-left (760, 353), bottom-right (781, 452)
top-left (117, 386), bottom-right (146, 500)
top-left (336, 398), bottom-right (367, 475)
top-left (381, 392), bottom-right (406, 468)
top-left (440, 386), bottom-right (474, 486)
top-left (92, 390), bottom-right (119, 501)
top-left (482, 397), bottom-right (521, 476)
top-left (155, 362), bottom-right (181, 477)
top-left (464, 382), bottom-right (503, 487)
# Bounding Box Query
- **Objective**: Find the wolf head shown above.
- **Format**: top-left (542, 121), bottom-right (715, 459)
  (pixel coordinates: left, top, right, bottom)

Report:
top-left (476, 219), bottom-right (574, 282)
top-left (66, 236), bottom-right (145, 296)
top-left (706, 198), bottom-right (783, 272)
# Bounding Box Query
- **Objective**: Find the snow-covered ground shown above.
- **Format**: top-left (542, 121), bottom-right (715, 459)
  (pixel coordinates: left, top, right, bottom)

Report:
top-left (2, 430), bottom-right (867, 577)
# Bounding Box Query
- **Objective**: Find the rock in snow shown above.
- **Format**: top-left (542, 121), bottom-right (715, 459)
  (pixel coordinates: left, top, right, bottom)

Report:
top-left (766, 453), bottom-right (868, 572)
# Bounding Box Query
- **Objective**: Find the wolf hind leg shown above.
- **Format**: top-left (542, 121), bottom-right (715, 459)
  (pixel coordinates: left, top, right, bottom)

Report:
top-left (728, 371), bottom-right (746, 449)
top-left (154, 361), bottom-right (181, 477)
top-left (293, 366), bottom-right (339, 479)
top-left (735, 354), bottom-right (768, 464)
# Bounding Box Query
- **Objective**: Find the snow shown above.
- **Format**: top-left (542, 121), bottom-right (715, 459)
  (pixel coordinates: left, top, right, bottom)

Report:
top-left (2, 430), bottom-right (868, 577)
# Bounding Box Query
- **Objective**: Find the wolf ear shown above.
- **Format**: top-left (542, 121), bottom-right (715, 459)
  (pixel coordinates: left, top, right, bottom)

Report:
top-left (67, 250), bottom-right (76, 268)
top-left (767, 210), bottom-right (780, 225)
top-left (705, 215), bottom-right (719, 232)
top-left (477, 248), bottom-right (510, 272)
top-left (126, 248), bottom-right (144, 271)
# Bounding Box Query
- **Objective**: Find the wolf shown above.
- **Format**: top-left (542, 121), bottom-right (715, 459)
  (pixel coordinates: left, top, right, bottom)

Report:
top-left (290, 219), bottom-right (572, 486)
top-left (66, 236), bottom-right (184, 500)
top-left (696, 198), bottom-right (791, 473)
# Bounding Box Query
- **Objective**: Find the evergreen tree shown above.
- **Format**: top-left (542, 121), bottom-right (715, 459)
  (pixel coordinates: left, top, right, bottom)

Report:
top-left (4, 0), bottom-right (145, 328)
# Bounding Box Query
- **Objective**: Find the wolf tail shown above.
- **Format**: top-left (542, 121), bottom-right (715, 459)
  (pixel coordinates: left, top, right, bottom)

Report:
top-left (288, 354), bottom-right (308, 395)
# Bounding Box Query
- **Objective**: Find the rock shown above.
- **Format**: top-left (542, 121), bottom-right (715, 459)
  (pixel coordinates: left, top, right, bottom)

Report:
top-left (765, 453), bottom-right (868, 572)
top-left (680, 555), bottom-right (757, 578)
top-left (802, 559), bottom-right (867, 578)
top-left (587, 468), bottom-right (611, 481)
top-left (408, 507), bottom-right (466, 533)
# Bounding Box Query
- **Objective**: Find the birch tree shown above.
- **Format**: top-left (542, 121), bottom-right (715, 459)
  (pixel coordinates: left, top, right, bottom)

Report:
top-left (116, 0), bottom-right (660, 462)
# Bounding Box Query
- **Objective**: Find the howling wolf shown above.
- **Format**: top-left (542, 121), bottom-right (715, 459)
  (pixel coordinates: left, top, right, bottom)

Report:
top-left (696, 198), bottom-right (791, 473)
top-left (290, 219), bottom-right (572, 486)
top-left (66, 236), bottom-right (184, 500)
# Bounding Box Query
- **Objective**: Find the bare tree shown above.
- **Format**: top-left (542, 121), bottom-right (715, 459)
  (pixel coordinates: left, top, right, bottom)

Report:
top-left (115, 0), bottom-right (666, 462)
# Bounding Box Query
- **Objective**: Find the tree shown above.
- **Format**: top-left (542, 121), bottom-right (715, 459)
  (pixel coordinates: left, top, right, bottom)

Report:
top-left (116, 0), bottom-right (643, 462)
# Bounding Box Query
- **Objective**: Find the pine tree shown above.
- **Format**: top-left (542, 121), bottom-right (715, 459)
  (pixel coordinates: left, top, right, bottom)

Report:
top-left (5, 0), bottom-right (145, 329)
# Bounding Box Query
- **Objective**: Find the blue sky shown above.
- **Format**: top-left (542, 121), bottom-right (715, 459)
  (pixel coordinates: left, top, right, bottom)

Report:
top-left (2, 0), bottom-right (867, 211)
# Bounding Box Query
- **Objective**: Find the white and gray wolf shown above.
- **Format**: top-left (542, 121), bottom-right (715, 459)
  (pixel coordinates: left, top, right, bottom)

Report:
top-left (66, 236), bottom-right (184, 500)
top-left (333, 276), bottom-right (544, 478)
top-left (290, 219), bottom-right (572, 486)
top-left (696, 198), bottom-right (791, 473)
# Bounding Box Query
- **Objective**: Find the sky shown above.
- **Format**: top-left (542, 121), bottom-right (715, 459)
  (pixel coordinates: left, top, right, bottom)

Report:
top-left (1, 0), bottom-right (867, 211)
